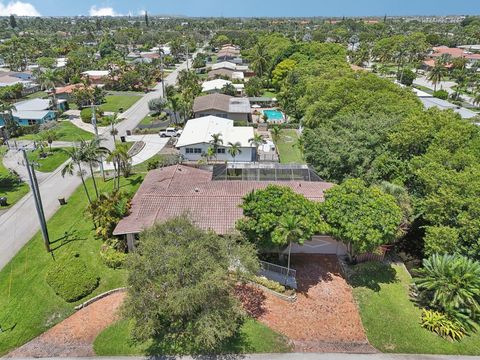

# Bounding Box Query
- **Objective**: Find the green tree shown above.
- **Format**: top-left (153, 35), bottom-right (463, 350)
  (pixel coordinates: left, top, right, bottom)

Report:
top-left (248, 133), bottom-right (265, 162)
top-left (123, 216), bottom-right (258, 351)
top-left (428, 63), bottom-right (447, 92)
top-left (38, 129), bottom-right (58, 152)
top-left (221, 83), bottom-right (236, 96)
top-left (245, 77), bottom-right (262, 97)
top-left (272, 59), bottom-right (297, 90)
top-left (227, 141), bottom-right (242, 163)
top-left (62, 144), bottom-right (92, 204)
top-left (424, 226), bottom-right (460, 257)
top-left (321, 179), bottom-right (403, 260)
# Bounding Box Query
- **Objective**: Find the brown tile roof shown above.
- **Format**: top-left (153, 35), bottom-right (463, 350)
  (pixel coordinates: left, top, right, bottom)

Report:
top-left (208, 68), bottom-right (235, 79)
top-left (114, 165), bottom-right (334, 236)
top-left (193, 93), bottom-right (233, 113)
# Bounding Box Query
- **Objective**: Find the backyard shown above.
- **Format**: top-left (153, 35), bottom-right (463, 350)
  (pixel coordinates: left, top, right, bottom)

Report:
top-left (0, 147), bottom-right (30, 207)
top-left (0, 175), bottom-right (143, 356)
top-left (275, 129), bottom-right (305, 164)
top-left (99, 95), bottom-right (141, 113)
top-left (14, 121), bottom-right (94, 142)
top-left (27, 148), bottom-right (71, 173)
top-left (350, 262), bottom-right (480, 355)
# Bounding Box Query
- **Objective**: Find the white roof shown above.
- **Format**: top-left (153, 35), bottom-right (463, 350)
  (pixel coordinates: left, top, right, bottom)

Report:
top-left (13, 110), bottom-right (51, 120)
top-left (419, 97), bottom-right (478, 119)
top-left (202, 79), bottom-right (232, 93)
top-left (176, 116), bottom-right (255, 148)
top-left (14, 99), bottom-right (51, 111)
top-left (211, 61), bottom-right (237, 71)
top-left (232, 71), bottom-right (245, 80)
top-left (81, 70), bottom-right (109, 77)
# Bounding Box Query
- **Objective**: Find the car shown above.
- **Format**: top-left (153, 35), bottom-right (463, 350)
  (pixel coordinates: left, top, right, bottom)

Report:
top-left (159, 127), bottom-right (182, 137)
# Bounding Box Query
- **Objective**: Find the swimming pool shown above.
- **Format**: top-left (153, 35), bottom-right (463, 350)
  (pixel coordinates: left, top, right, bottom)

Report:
top-left (263, 109), bottom-right (284, 122)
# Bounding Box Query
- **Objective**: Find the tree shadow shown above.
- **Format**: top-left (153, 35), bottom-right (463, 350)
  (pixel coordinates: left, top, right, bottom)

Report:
top-left (233, 284), bottom-right (267, 318)
top-left (122, 175), bottom-right (143, 188)
top-left (292, 255), bottom-right (341, 295)
top-left (50, 228), bottom-right (87, 252)
top-left (348, 261), bottom-right (398, 292)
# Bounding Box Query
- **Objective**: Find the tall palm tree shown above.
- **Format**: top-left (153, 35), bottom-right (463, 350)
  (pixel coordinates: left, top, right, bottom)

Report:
top-left (106, 143), bottom-right (132, 190)
top-left (250, 41), bottom-right (269, 78)
top-left (227, 141), bottom-right (242, 163)
top-left (209, 133), bottom-right (223, 160)
top-left (0, 101), bottom-right (17, 139)
top-left (270, 126), bottom-right (282, 143)
top-left (249, 133), bottom-right (265, 162)
top-left (37, 69), bottom-right (63, 109)
top-left (84, 138), bottom-right (109, 198)
top-left (276, 214), bottom-right (304, 284)
top-left (428, 63), bottom-right (447, 92)
top-left (107, 113), bottom-right (119, 146)
top-left (206, 146), bottom-right (216, 164)
top-left (61, 144), bottom-right (92, 204)
top-left (169, 96), bottom-right (180, 125)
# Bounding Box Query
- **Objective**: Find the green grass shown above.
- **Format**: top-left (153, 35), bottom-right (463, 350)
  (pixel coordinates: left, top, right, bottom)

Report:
top-left (350, 262), bottom-right (480, 355)
top-left (93, 318), bottom-right (291, 356)
top-left (100, 95), bottom-right (141, 113)
top-left (275, 130), bottom-right (305, 164)
top-left (25, 91), bottom-right (47, 100)
top-left (27, 148), bottom-right (70, 173)
top-left (0, 147), bottom-right (30, 207)
top-left (14, 122), bottom-right (94, 142)
top-left (261, 90), bottom-right (277, 98)
top-left (0, 175), bottom-right (144, 356)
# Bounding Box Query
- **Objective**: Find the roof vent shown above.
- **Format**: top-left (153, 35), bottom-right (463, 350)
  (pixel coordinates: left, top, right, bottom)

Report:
top-left (194, 188), bottom-right (199, 193)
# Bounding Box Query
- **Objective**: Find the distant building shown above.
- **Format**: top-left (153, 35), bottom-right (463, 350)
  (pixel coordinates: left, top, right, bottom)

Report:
top-left (424, 46), bottom-right (480, 68)
top-left (176, 116), bottom-right (256, 162)
top-left (193, 93), bottom-right (251, 122)
top-left (81, 70), bottom-right (110, 85)
top-left (202, 79), bottom-right (244, 96)
top-left (207, 68), bottom-right (245, 81)
top-left (0, 98), bottom-right (66, 126)
top-left (413, 88), bottom-right (478, 120)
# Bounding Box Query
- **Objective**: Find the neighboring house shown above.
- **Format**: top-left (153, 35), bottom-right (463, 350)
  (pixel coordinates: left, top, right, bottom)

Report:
top-left (207, 68), bottom-right (245, 81)
top-left (0, 98), bottom-right (66, 126)
top-left (54, 83), bottom-right (84, 101)
top-left (424, 46), bottom-right (480, 68)
top-left (0, 71), bottom-right (39, 95)
top-left (193, 93), bottom-right (251, 122)
top-left (113, 164), bottom-right (345, 256)
top-left (81, 70), bottom-right (110, 85)
top-left (202, 79), bottom-right (244, 96)
top-left (176, 116), bottom-right (256, 162)
top-left (413, 88), bottom-right (478, 119)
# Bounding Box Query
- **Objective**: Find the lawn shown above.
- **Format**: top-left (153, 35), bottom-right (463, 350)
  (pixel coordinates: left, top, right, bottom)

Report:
top-left (0, 147), bottom-right (30, 207)
top-left (25, 91), bottom-right (47, 100)
top-left (262, 89), bottom-right (277, 98)
top-left (27, 148), bottom-right (70, 173)
top-left (94, 318), bottom-right (291, 356)
top-left (100, 95), bottom-right (141, 113)
top-left (350, 262), bottom-right (480, 355)
top-left (15, 121), bottom-right (94, 142)
top-left (275, 129), bottom-right (305, 164)
top-left (0, 174), bottom-right (144, 356)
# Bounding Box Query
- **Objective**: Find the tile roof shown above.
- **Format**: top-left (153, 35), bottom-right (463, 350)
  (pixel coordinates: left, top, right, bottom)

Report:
top-left (431, 46), bottom-right (480, 60)
top-left (114, 165), bottom-right (334, 236)
top-left (193, 94), bottom-right (251, 114)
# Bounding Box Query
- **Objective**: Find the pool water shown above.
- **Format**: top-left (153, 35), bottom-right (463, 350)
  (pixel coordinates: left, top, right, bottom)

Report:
top-left (263, 109), bottom-right (284, 122)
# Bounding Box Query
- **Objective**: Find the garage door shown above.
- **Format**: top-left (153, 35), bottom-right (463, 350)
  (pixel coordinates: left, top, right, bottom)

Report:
top-left (290, 235), bottom-right (347, 255)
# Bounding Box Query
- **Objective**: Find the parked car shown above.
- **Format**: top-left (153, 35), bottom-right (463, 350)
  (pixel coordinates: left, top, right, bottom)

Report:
top-left (159, 127), bottom-right (182, 137)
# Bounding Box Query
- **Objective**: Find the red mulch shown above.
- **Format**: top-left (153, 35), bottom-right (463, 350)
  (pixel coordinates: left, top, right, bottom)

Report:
top-left (7, 291), bottom-right (125, 358)
top-left (237, 255), bottom-right (376, 353)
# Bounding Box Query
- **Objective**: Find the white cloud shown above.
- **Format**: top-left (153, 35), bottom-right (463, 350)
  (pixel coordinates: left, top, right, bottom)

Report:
top-left (89, 5), bottom-right (120, 17)
top-left (0, 1), bottom-right (40, 16)
top-left (138, 9), bottom-right (146, 16)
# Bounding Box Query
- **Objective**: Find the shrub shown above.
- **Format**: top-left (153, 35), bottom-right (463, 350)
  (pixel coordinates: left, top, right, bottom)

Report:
top-left (414, 254), bottom-right (480, 332)
top-left (433, 89), bottom-right (449, 100)
top-left (397, 68), bottom-right (416, 86)
top-left (100, 244), bottom-right (127, 269)
top-left (146, 158), bottom-right (160, 171)
top-left (421, 309), bottom-right (465, 341)
top-left (250, 275), bottom-right (286, 293)
top-left (80, 107), bottom-right (104, 123)
top-left (46, 256), bottom-right (99, 302)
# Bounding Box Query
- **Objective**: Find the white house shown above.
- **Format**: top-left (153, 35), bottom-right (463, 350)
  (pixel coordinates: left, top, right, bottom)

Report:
top-left (201, 79), bottom-right (232, 94)
top-left (176, 116), bottom-right (256, 162)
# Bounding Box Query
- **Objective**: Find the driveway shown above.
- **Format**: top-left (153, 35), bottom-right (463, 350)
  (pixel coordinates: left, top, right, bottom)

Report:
top-left (241, 255), bottom-right (374, 353)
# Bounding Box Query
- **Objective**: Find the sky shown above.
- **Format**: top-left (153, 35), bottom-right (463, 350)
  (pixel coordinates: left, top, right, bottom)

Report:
top-left (0, 0), bottom-right (479, 18)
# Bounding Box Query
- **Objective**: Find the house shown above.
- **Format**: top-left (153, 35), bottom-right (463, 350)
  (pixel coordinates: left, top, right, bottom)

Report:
top-left (176, 116), bottom-right (256, 162)
top-left (113, 164), bottom-right (345, 256)
top-left (0, 98), bottom-right (66, 126)
top-left (201, 79), bottom-right (233, 94)
top-left (54, 84), bottom-right (84, 101)
top-left (0, 71), bottom-right (39, 94)
top-left (81, 70), bottom-right (110, 85)
top-left (193, 93), bottom-right (251, 122)
top-left (413, 88), bottom-right (478, 119)
top-left (207, 68), bottom-right (245, 81)
top-left (424, 46), bottom-right (480, 68)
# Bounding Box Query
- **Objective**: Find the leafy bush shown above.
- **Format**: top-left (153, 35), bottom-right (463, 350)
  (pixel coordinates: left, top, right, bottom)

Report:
top-left (46, 256), bottom-right (99, 302)
top-left (421, 309), bottom-right (465, 341)
top-left (100, 244), bottom-right (127, 269)
top-left (80, 107), bottom-right (104, 123)
top-left (397, 68), bottom-right (416, 86)
top-left (146, 158), bottom-right (160, 171)
top-left (414, 254), bottom-right (480, 332)
top-left (433, 89), bottom-right (449, 100)
top-left (251, 275), bottom-right (286, 293)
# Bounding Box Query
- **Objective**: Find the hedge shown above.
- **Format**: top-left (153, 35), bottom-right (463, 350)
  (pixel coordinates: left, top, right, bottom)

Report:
top-left (46, 256), bottom-right (100, 302)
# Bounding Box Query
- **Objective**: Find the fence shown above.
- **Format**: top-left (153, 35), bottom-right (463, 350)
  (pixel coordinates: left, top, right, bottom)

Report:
top-left (356, 245), bottom-right (392, 264)
top-left (260, 260), bottom-right (296, 279)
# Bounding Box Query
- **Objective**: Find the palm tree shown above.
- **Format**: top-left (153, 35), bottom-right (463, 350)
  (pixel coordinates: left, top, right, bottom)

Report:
top-left (0, 101), bottom-right (17, 139)
top-left (249, 133), bottom-right (265, 162)
top-left (38, 129), bottom-right (58, 152)
top-left (209, 133), bottom-right (223, 160)
top-left (107, 113), bottom-right (119, 146)
top-left (106, 143), bottom-right (132, 190)
top-left (169, 96), bottom-right (180, 125)
top-left (84, 138), bottom-right (109, 198)
top-left (227, 141), bottom-right (242, 163)
top-left (270, 126), bottom-right (282, 143)
top-left (276, 214), bottom-right (304, 284)
top-left (37, 69), bottom-right (62, 109)
top-left (206, 146), bottom-right (216, 164)
top-left (62, 144), bottom-right (92, 204)
top-left (428, 63), bottom-right (447, 92)
top-left (250, 41), bottom-right (269, 78)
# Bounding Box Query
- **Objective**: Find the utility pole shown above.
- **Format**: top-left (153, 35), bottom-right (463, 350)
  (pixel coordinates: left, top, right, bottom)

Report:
top-left (160, 52), bottom-right (166, 97)
top-left (185, 43), bottom-right (190, 71)
top-left (91, 101), bottom-right (105, 180)
top-left (22, 149), bottom-right (50, 252)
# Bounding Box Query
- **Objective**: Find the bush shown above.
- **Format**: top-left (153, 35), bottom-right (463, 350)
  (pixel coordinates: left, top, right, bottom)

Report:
top-left (251, 275), bottom-right (286, 293)
top-left (397, 69), bottom-right (416, 86)
top-left (433, 90), bottom-right (449, 100)
top-left (80, 107), bottom-right (104, 124)
top-left (46, 256), bottom-right (99, 302)
top-left (421, 309), bottom-right (465, 341)
top-left (100, 245), bottom-right (127, 269)
top-left (146, 158), bottom-right (160, 171)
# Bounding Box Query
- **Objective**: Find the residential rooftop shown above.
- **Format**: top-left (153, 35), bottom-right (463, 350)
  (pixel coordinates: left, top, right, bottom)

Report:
top-left (193, 93), bottom-right (251, 114)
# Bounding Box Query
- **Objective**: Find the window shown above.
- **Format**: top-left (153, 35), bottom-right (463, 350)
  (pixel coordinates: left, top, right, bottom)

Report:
top-left (194, 148), bottom-right (202, 154)
top-left (185, 148), bottom-right (202, 154)
top-left (186, 148), bottom-right (193, 154)
top-left (217, 148), bottom-right (226, 154)
top-left (28, 119), bottom-right (37, 125)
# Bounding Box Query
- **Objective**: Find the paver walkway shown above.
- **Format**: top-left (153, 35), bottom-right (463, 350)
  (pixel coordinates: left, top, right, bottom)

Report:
top-left (241, 255), bottom-right (375, 353)
top-left (7, 291), bottom-right (126, 358)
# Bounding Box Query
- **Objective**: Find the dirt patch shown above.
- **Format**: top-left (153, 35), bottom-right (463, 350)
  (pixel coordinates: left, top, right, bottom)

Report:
top-left (247, 255), bottom-right (376, 353)
top-left (7, 291), bottom-right (125, 358)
